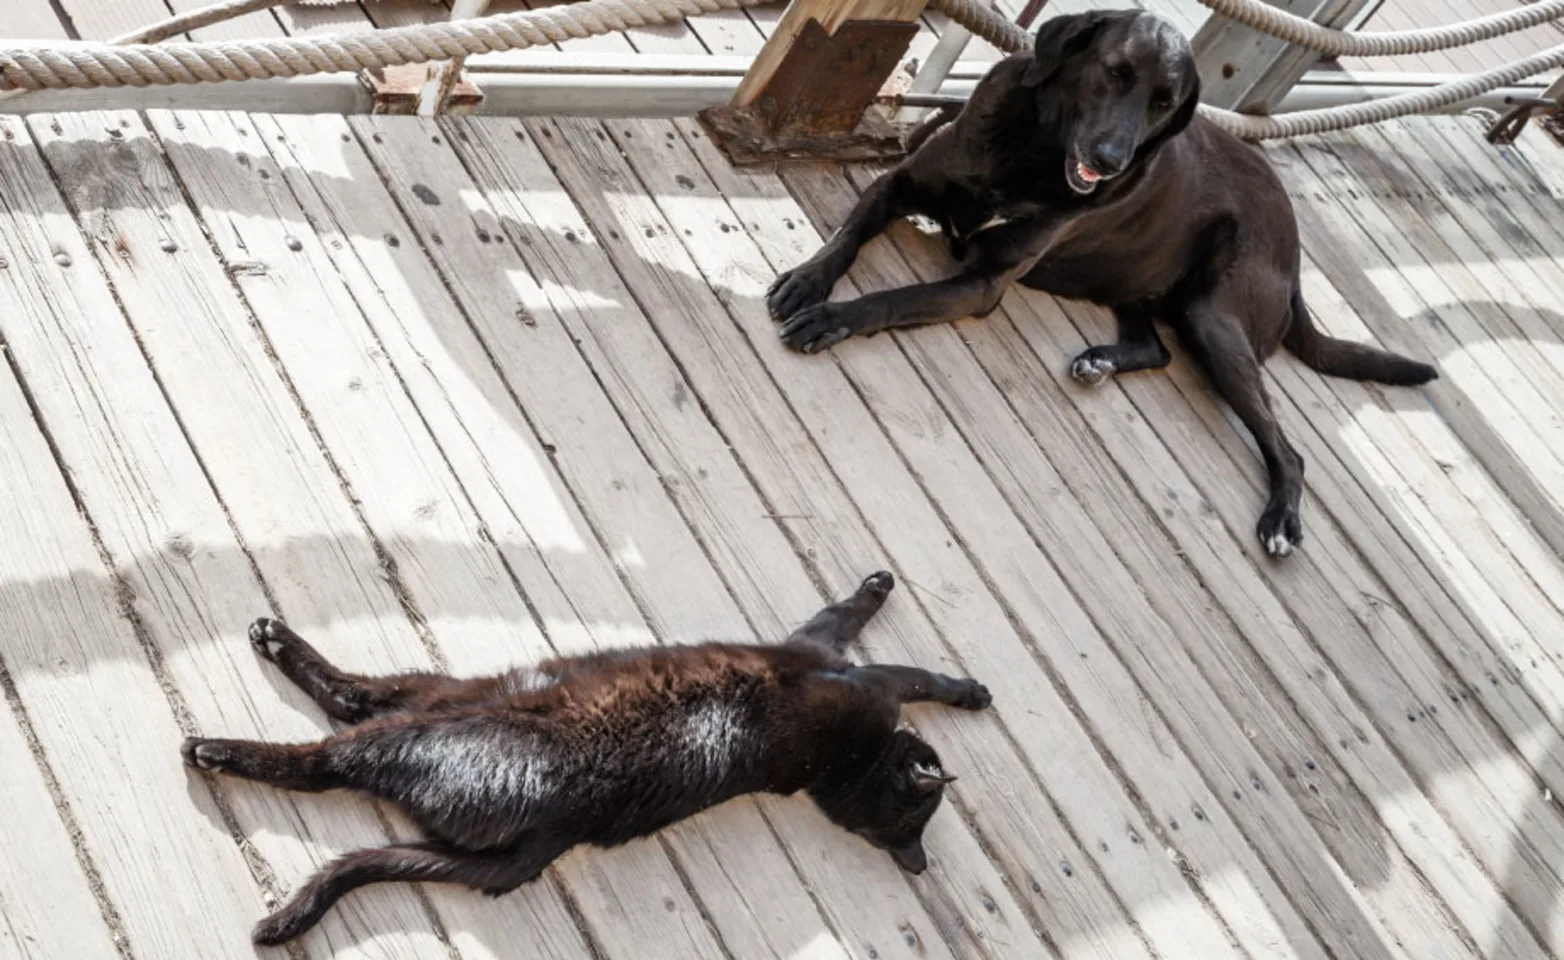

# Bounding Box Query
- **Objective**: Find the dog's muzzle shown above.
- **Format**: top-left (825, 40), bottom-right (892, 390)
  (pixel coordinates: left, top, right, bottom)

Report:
top-left (1065, 154), bottom-right (1108, 195)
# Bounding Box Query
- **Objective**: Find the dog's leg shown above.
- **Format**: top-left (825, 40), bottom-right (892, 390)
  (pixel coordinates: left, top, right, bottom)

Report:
top-left (247, 618), bottom-right (470, 723)
top-left (767, 170), bottom-right (912, 320)
top-left (1182, 305), bottom-right (1305, 558)
top-left (180, 736), bottom-right (342, 793)
top-left (851, 664), bottom-right (992, 710)
top-left (1070, 305), bottom-right (1171, 386)
top-left (779, 219), bottom-right (1062, 353)
top-left (786, 570), bottom-right (895, 652)
top-left (252, 837), bottom-right (569, 946)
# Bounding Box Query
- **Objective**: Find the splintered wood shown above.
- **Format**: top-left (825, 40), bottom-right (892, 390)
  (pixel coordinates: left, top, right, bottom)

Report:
top-left (1, 108), bottom-right (1564, 960)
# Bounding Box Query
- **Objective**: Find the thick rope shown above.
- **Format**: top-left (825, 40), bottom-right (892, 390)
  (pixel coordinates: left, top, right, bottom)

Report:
top-left (1199, 0), bottom-right (1564, 58)
top-left (3, 0), bottom-right (1562, 140)
top-left (112, 0), bottom-right (353, 46)
top-left (1201, 42), bottom-right (1564, 138)
top-left (0, 0), bottom-right (767, 91)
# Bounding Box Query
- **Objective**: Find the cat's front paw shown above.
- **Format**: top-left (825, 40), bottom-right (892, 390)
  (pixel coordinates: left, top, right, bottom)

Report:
top-left (952, 680), bottom-right (992, 711)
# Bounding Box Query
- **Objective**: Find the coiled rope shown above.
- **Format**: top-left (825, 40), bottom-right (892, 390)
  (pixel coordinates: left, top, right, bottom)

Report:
top-left (2, 0), bottom-right (1562, 141)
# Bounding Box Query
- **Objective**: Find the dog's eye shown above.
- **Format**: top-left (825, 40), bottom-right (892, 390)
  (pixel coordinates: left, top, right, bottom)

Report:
top-left (1109, 63), bottom-right (1133, 82)
top-left (1152, 89), bottom-right (1174, 109)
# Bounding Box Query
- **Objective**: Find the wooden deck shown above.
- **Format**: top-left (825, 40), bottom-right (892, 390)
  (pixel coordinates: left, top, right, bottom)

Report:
top-left (1, 104), bottom-right (1564, 960)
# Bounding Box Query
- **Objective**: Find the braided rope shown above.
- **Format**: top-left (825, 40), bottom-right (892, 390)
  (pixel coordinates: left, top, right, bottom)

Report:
top-left (112, 0), bottom-right (340, 45)
top-left (0, 0), bottom-right (765, 91)
top-left (1200, 0), bottom-right (1564, 58)
top-left (3, 0), bottom-right (1562, 141)
top-left (1200, 42), bottom-right (1564, 138)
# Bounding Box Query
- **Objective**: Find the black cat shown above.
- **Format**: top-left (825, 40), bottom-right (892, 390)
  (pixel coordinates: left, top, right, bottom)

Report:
top-left (181, 570), bottom-right (992, 945)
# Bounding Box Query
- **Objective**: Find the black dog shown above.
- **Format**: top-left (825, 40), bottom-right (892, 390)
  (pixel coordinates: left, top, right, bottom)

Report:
top-left (181, 571), bottom-right (990, 945)
top-left (767, 10), bottom-right (1437, 557)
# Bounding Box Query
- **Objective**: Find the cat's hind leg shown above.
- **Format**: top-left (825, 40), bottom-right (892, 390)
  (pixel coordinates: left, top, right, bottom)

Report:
top-left (252, 836), bottom-right (570, 946)
top-left (785, 571), bottom-right (896, 653)
top-left (248, 618), bottom-right (469, 723)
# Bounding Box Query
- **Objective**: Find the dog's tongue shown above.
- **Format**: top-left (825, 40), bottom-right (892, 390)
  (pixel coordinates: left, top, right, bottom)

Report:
top-left (1076, 161), bottom-right (1102, 183)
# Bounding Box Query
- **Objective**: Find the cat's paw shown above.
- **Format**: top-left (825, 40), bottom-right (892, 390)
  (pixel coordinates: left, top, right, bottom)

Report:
top-left (859, 570), bottom-right (895, 599)
top-left (248, 618), bottom-right (292, 662)
top-left (181, 737), bottom-right (233, 772)
top-left (952, 680), bottom-right (992, 711)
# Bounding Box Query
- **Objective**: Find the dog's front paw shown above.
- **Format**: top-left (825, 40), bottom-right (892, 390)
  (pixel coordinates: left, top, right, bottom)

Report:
top-left (181, 737), bottom-right (234, 773)
top-left (952, 679), bottom-right (992, 711)
top-left (1070, 348), bottom-right (1117, 386)
top-left (1257, 504), bottom-right (1303, 559)
top-left (778, 303), bottom-right (857, 354)
top-left (767, 265), bottom-right (834, 320)
top-left (248, 617), bottom-right (294, 663)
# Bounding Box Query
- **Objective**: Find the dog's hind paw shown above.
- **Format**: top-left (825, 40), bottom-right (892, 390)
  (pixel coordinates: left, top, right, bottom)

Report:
top-left (1070, 350), bottom-right (1117, 386)
top-left (1257, 505), bottom-right (1303, 559)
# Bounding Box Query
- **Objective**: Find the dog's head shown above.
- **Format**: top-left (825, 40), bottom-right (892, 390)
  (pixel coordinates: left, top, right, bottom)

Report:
top-left (1021, 10), bottom-right (1200, 195)
top-left (811, 729), bottom-right (956, 874)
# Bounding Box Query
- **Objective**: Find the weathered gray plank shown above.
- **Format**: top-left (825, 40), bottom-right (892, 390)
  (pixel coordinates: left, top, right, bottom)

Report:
top-left (638, 127), bottom-right (1333, 960)
top-left (338, 109), bottom-right (929, 960)
top-left (529, 113), bottom-right (1260, 960)
top-left (0, 691), bottom-right (121, 960)
top-left (23, 108), bottom-right (459, 959)
top-left (0, 118), bottom-right (268, 958)
top-left (1073, 139), bottom-right (1564, 953)
top-left (756, 141), bottom-right (1469, 960)
top-left (435, 112), bottom-right (1045, 959)
top-left (760, 121), bottom-right (1550, 959)
top-left (138, 107), bottom-right (599, 960)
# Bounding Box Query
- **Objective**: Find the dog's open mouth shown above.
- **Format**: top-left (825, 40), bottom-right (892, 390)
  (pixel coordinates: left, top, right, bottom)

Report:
top-left (1065, 155), bottom-right (1105, 195)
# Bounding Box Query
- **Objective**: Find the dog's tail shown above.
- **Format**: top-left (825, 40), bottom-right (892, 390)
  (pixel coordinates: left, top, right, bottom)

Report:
top-left (1283, 288), bottom-right (1438, 386)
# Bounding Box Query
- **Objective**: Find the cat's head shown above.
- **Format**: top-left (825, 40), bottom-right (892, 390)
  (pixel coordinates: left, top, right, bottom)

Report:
top-left (812, 729), bottom-right (956, 873)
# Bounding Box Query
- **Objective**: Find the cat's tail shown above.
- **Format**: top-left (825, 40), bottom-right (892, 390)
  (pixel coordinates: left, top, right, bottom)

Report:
top-left (1283, 287), bottom-right (1438, 386)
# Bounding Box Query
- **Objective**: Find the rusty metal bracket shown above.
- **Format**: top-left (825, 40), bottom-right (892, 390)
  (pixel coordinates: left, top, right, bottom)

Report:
top-left (367, 64), bottom-right (484, 115)
top-left (1487, 75), bottom-right (1564, 146)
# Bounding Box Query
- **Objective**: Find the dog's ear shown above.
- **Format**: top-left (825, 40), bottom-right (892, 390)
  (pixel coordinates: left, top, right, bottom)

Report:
top-left (1138, 71), bottom-right (1201, 157)
top-left (1166, 72), bottom-right (1202, 139)
top-left (1021, 11), bottom-right (1116, 88)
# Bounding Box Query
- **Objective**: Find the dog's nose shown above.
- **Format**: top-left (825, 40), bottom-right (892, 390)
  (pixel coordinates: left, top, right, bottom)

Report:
top-left (1089, 142), bottom-right (1131, 176)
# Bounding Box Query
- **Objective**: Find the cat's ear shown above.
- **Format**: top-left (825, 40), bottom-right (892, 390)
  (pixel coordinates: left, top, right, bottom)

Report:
top-left (910, 761), bottom-right (957, 793)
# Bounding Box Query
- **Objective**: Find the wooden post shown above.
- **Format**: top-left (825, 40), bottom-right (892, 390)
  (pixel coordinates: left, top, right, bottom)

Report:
top-left (698, 0), bottom-right (927, 164)
top-left (1192, 0), bottom-right (1380, 114)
